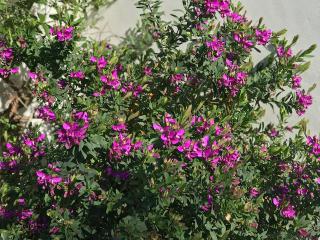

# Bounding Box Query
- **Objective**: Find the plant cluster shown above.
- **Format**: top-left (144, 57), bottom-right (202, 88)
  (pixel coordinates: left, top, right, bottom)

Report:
top-left (0, 0), bottom-right (319, 239)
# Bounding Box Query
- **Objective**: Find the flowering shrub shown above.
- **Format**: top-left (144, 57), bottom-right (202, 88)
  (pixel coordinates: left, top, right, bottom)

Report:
top-left (0, 0), bottom-right (319, 239)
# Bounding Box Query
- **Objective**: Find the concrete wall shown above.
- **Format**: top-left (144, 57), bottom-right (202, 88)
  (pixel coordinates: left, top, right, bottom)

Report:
top-left (89, 0), bottom-right (320, 134)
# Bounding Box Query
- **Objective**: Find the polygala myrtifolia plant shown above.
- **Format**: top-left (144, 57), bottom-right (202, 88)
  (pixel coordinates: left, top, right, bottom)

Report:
top-left (0, 0), bottom-right (115, 148)
top-left (0, 0), bottom-right (319, 239)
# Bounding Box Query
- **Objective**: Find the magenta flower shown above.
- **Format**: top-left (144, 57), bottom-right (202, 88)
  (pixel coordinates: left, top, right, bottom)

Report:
top-left (0, 160), bottom-right (18, 171)
top-left (2, 142), bottom-right (21, 157)
top-left (164, 113), bottom-right (177, 125)
top-left (57, 122), bottom-right (88, 149)
top-left (19, 209), bottom-right (33, 220)
top-left (50, 26), bottom-right (74, 42)
top-left (90, 56), bottom-right (97, 63)
top-left (277, 46), bottom-right (293, 58)
top-left (49, 227), bottom-right (61, 235)
top-left (56, 112), bottom-right (89, 149)
top-left (255, 29), bottom-right (272, 45)
top-left (281, 204), bottom-right (296, 219)
top-left (153, 122), bottom-right (185, 146)
top-left (296, 90), bottom-right (312, 115)
top-left (219, 71), bottom-right (247, 96)
top-left (161, 128), bottom-right (185, 145)
top-left (109, 133), bottom-right (133, 159)
top-left (100, 69), bottom-right (121, 90)
top-left (234, 33), bottom-right (254, 51)
top-left (70, 71), bottom-right (85, 80)
top-left (250, 188), bottom-right (260, 198)
top-left (227, 12), bottom-right (246, 23)
top-left (206, 36), bottom-right (225, 61)
top-left (36, 170), bottom-right (62, 186)
top-left (292, 75), bottom-right (302, 89)
top-left (144, 67), bottom-right (152, 76)
top-left (298, 228), bottom-right (310, 238)
top-left (1, 48), bottom-right (14, 61)
top-left (191, 116), bottom-right (215, 133)
top-left (112, 123), bottom-right (127, 132)
top-left (205, 0), bottom-right (231, 17)
top-left (272, 196), bottom-right (281, 208)
top-left (200, 194), bottom-right (213, 212)
top-left (121, 82), bottom-right (143, 97)
top-left (17, 198), bottom-right (25, 206)
top-left (171, 73), bottom-right (184, 83)
top-left (10, 67), bottom-right (19, 74)
top-left (97, 56), bottom-right (107, 70)
top-left (48, 176), bottom-right (63, 185)
top-left (36, 106), bottom-right (56, 122)
top-left (28, 71), bottom-right (38, 80)
top-left (0, 67), bottom-right (19, 78)
top-left (306, 136), bottom-right (320, 159)
top-left (269, 128), bottom-right (279, 137)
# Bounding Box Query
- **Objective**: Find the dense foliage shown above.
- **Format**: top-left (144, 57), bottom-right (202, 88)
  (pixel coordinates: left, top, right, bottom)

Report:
top-left (0, 0), bottom-right (319, 239)
top-left (0, 0), bottom-right (114, 148)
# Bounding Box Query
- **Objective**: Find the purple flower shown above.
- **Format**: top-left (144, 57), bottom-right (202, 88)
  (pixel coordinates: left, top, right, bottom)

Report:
top-left (100, 69), bottom-right (121, 90)
top-left (227, 12), bottom-right (246, 23)
top-left (90, 56), bottom-right (97, 62)
top-left (277, 46), bottom-right (293, 58)
top-left (105, 167), bottom-right (130, 180)
top-left (1, 48), bottom-right (14, 61)
top-left (250, 188), bottom-right (260, 198)
top-left (36, 170), bottom-right (63, 187)
top-left (51, 26), bottom-right (74, 42)
top-left (255, 29), bottom-right (272, 45)
top-left (56, 112), bottom-right (89, 149)
top-left (191, 116), bottom-right (215, 133)
top-left (57, 79), bottom-right (67, 89)
top-left (292, 75), bottom-right (302, 89)
top-left (48, 176), bottom-right (63, 185)
top-left (121, 82), bottom-right (143, 97)
top-left (219, 71), bottom-right (247, 96)
top-left (0, 160), bottom-right (18, 171)
top-left (234, 33), bottom-right (254, 51)
top-left (206, 37), bottom-right (225, 61)
top-left (57, 122), bottom-right (88, 149)
top-left (109, 133), bottom-right (133, 159)
top-left (269, 128), bottom-right (279, 137)
top-left (205, 0), bottom-right (231, 17)
top-left (281, 204), bottom-right (296, 219)
top-left (296, 90), bottom-right (312, 115)
top-left (28, 72), bottom-right (38, 80)
top-left (171, 73), bottom-right (184, 83)
top-left (144, 67), bottom-right (152, 76)
top-left (97, 56), bottom-right (107, 70)
top-left (298, 228), bottom-right (310, 238)
top-left (36, 106), bottom-right (56, 121)
top-left (3, 143), bottom-right (21, 158)
top-left (112, 123), bottom-right (127, 132)
top-left (18, 198), bottom-right (26, 206)
top-left (10, 67), bottom-right (19, 74)
top-left (49, 227), bottom-right (61, 235)
top-left (70, 71), bottom-right (85, 80)
top-left (153, 116), bottom-right (185, 146)
top-left (272, 196), bottom-right (281, 208)
top-left (200, 194), bottom-right (213, 212)
top-left (19, 210), bottom-right (33, 220)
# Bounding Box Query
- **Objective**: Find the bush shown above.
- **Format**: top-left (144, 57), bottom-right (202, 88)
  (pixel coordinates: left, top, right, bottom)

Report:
top-left (0, 0), bottom-right (319, 239)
